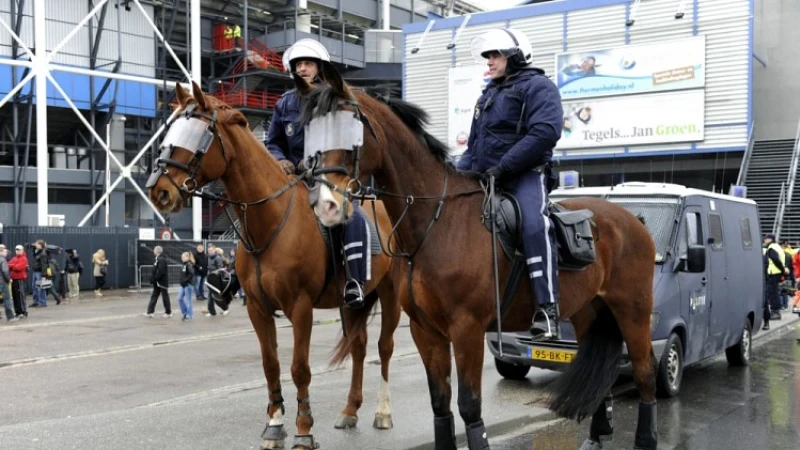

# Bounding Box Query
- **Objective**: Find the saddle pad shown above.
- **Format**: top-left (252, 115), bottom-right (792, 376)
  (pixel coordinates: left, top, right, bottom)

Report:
top-left (318, 218), bottom-right (382, 256)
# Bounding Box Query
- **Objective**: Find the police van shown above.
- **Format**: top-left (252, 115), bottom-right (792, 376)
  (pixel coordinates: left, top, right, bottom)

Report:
top-left (487, 182), bottom-right (764, 397)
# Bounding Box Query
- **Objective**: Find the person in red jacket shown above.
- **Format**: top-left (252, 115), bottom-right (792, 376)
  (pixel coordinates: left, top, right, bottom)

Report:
top-left (8, 244), bottom-right (29, 318)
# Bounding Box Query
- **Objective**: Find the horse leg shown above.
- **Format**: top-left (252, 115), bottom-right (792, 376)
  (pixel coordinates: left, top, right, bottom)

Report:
top-left (373, 284), bottom-right (401, 430)
top-left (334, 315), bottom-right (366, 430)
top-left (248, 306), bottom-right (287, 450)
top-left (611, 301), bottom-right (658, 450)
top-left (410, 320), bottom-right (456, 450)
top-left (579, 393), bottom-right (614, 450)
top-left (288, 303), bottom-right (318, 450)
top-left (451, 319), bottom-right (490, 450)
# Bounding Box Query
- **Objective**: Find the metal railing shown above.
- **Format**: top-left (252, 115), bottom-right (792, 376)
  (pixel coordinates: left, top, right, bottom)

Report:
top-left (774, 118), bottom-right (800, 239)
top-left (736, 122), bottom-right (756, 187)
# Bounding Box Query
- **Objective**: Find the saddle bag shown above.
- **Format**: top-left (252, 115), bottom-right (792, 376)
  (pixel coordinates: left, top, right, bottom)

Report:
top-left (549, 203), bottom-right (597, 270)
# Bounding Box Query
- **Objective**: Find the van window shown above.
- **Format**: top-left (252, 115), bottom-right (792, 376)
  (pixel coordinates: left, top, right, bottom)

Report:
top-left (679, 211), bottom-right (703, 258)
top-left (709, 213), bottom-right (724, 250)
top-left (739, 217), bottom-right (753, 249)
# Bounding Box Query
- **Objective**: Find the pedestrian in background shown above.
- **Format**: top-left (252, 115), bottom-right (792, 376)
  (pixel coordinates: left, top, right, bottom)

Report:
top-left (144, 246), bottom-right (171, 318)
top-left (8, 245), bottom-right (28, 318)
top-left (192, 244), bottom-right (208, 302)
top-left (64, 249), bottom-right (83, 303)
top-left (30, 240), bottom-right (50, 307)
top-left (178, 251), bottom-right (195, 321)
top-left (0, 244), bottom-right (16, 322)
top-left (92, 249), bottom-right (109, 297)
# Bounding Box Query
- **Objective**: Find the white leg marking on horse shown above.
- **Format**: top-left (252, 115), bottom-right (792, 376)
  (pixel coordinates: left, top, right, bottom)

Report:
top-left (269, 409), bottom-right (284, 426)
top-left (376, 379), bottom-right (392, 416)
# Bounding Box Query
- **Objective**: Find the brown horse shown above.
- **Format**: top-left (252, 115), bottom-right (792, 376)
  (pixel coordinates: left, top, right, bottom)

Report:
top-left (147, 82), bottom-right (402, 450)
top-left (293, 71), bottom-right (659, 450)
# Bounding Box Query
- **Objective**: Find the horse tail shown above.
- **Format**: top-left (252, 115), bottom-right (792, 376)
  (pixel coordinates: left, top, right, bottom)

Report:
top-left (329, 290), bottom-right (381, 367)
top-left (548, 306), bottom-right (623, 422)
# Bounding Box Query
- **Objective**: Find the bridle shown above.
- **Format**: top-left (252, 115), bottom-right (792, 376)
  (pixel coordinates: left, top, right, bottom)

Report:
top-left (145, 101), bottom-right (302, 317)
top-left (307, 90), bottom-right (484, 337)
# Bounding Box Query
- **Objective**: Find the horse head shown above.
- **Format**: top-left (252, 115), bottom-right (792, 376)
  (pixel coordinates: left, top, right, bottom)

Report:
top-left (146, 81), bottom-right (250, 212)
top-left (294, 70), bottom-right (388, 227)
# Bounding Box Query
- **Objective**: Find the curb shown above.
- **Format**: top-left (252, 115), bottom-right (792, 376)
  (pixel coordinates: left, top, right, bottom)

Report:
top-left (752, 314), bottom-right (800, 343)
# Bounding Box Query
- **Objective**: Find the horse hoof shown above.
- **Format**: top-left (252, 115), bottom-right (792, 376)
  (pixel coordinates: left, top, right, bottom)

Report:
top-left (291, 434), bottom-right (319, 449)
top-left (373, 413), bottom-right (393, 430)
top-left (261, 424), bottom-right (287, 449)
top-left (334, 414), bottom-right (358, 429)
top-left (579, 439), bottom-right (604, 450)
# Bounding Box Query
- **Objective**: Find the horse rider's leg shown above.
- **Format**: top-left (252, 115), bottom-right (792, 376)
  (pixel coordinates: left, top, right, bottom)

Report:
top-left (343, 200), bottom-right (369, 306)
top-left (247, 302), bottom-right (286, 450)
top-left (288, 299), bottom-right (318, 450)
top-left (608, 294), bottom-right (658, 450)
top-left (410, 320), bottom-right (456, 450)
top-left (374, 282), bottom-right (401, 429)
top-left (451, 317), bottom-right (490, 450)
top-left (334, 313), bottom-right (367, 429)
top-left (506, 171), bottom-right (559, 339)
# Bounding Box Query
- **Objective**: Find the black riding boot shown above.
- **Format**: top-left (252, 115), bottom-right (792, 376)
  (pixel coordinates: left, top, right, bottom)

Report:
top-left (530, 303), bottom-right (559, 340)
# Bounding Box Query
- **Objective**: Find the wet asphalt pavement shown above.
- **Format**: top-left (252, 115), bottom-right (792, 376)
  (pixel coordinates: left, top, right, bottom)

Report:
top-left (486, 323), bottom-right (800, 450)
top-left (1, 289), bottom-right (799, 450)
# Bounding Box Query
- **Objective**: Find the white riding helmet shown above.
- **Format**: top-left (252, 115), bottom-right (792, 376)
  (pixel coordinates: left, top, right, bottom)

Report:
top-left (470, 28), bottom-right (534, 69)
top-left (282, 38), bottom-right (331, 75)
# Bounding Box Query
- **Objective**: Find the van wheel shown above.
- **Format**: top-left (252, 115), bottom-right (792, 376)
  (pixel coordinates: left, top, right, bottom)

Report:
top-left (494, 358), bottom-right (531, 380)
top-left (725, 319), bottom-right (752, 367)
top-left (656, 333), bottom-right (684, 398)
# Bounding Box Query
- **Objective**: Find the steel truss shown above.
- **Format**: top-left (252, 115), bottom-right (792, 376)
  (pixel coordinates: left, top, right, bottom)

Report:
top-left (0, 0), bottom-right (200, 239)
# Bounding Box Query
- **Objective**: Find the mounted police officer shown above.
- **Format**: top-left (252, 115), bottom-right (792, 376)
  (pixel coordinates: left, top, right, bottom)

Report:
top-left (458, 28), bottom-right (564, 341)
top-left (265, 39), bottom-right (370, 307)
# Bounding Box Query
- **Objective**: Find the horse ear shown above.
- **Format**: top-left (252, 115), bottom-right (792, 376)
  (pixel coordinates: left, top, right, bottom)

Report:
top-left (321, 62), bottom-right (346, 96)
top-left (293, 75), bottom-right (313, 97)
top-left (175, 83), bottom-right (191, 107)
top-left (191, 80), bottom-right (207, 110)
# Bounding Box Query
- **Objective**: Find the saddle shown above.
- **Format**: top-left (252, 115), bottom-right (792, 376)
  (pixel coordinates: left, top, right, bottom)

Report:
top-left (482, 192), bottom-right (597, 271)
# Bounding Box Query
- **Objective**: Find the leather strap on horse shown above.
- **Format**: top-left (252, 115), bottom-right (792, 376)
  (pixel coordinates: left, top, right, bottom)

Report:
top-left (269, 386), bottom-right (286, 415)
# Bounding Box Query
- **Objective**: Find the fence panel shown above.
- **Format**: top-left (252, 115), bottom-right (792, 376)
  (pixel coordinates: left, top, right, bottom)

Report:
top-left (0, 226), bottom-right (140, 291)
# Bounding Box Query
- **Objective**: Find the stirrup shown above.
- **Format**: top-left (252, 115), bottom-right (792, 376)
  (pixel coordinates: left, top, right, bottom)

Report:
top-left (530, 308), bottom-right (558, 340)
top-left (343, 280), bottom-right (364, 308)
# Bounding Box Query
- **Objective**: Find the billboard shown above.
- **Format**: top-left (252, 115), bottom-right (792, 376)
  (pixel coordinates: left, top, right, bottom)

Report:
top-left (447, 65), bottom-right (491, 155)
top-left (555, 36), bottom-right (706, 100)
top-left (558, 90), bottom-right (705, 149)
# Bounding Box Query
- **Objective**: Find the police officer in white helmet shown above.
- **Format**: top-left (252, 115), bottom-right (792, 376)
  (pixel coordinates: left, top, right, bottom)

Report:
top-left (265, 39), bottom-right (372, 307)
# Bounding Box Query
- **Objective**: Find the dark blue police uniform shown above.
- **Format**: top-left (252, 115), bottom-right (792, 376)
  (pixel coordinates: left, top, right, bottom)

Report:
top-left (457, 67), bottom-right (563, 312)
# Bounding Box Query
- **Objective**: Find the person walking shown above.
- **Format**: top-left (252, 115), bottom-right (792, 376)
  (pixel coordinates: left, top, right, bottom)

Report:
top-left (178, 251), bottom-right (195, 321)
top-left (8, 245), bottom-right (28, 319)
top-left (144, 246), bottom-right (171, 318)
top-left (92, 249), bottom-right (109, 297)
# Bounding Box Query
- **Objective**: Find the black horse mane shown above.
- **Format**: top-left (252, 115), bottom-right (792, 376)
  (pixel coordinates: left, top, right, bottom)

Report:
top-left (298, 83), bottom-right (452, 164)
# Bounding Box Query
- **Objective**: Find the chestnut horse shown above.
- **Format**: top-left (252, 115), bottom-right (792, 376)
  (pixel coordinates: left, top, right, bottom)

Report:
top-left (147, 82), bottom-right (402, 450)
top-left (294, 71), bottom-right (659, 450)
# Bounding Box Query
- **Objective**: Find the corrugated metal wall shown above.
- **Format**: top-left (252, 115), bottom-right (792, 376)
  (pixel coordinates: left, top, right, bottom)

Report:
top-left (0, 0), bottom-right (156, 77)
top-left (404, 29), bottom-right (452, 140)
top-left (403, 0), bottom-right (751, 159)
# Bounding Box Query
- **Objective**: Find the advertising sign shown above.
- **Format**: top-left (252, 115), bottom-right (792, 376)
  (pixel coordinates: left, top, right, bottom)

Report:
top-left (558, 90), bottom-right (705, 149)
top-left (555, 36), bottom-right (706, 100)
top-left (448, 65), bottom-right (491, 155)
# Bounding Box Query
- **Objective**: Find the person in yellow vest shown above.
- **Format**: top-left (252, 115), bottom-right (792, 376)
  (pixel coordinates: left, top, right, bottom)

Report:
top-left (233, 24), bottom-right (241, 39)
top-left (763, 233), bottom-right (788, 327)
top-left (224, 26), bottom-right (233, 40)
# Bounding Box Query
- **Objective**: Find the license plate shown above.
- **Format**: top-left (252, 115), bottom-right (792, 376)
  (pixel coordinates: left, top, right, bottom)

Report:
top-left (528, 347), bottom-right (576, 363)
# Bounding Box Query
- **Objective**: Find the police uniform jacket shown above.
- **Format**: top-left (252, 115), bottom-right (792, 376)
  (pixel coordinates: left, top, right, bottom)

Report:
top-left (265, 89), bottom-right (304, 166)
top-left (457, 67), bottom-right (563, 175)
